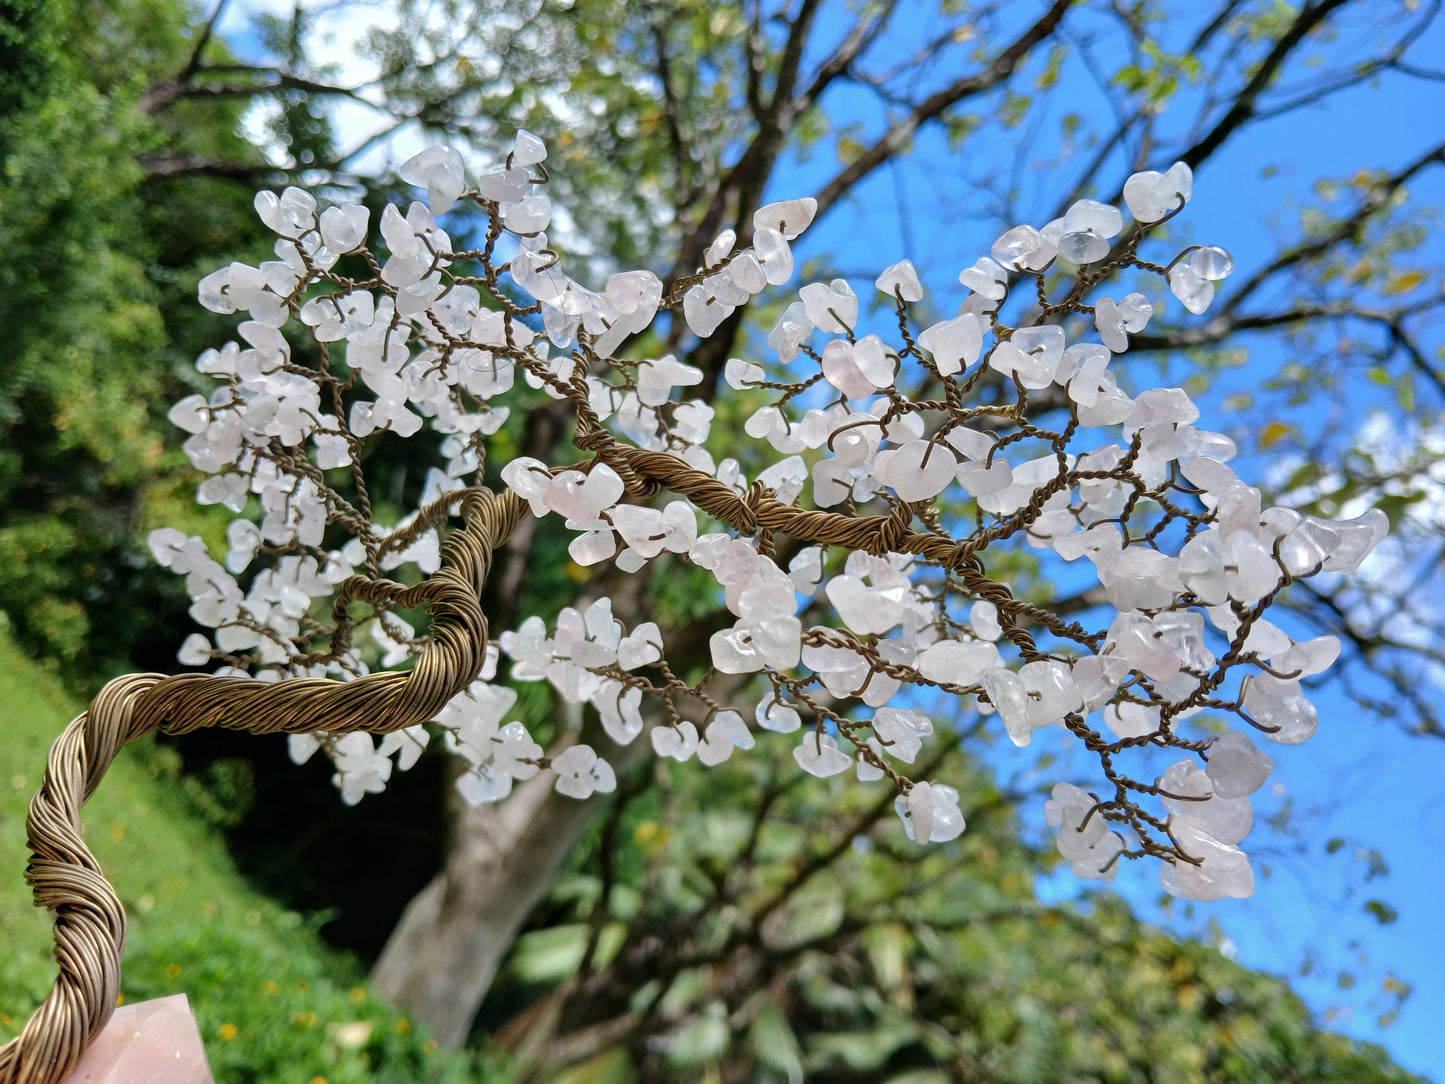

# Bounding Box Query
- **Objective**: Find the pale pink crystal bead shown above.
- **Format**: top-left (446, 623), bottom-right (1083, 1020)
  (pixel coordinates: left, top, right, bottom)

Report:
top-left (63, 994), bottom-right (214, 1084)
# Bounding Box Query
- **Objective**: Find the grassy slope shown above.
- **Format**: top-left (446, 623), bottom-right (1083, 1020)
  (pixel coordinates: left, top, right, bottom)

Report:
top-left (0, 624), bottom-right (505, 1083)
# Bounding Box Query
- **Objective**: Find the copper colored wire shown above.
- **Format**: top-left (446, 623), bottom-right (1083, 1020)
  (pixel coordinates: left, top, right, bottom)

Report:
top-left (0, 489), bottom-right (525, 1084)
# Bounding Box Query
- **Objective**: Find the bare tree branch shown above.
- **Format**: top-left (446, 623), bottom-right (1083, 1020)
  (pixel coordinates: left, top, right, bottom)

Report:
top-left (744, 0), bottom-right (766, 121)
top-left (650, 11), bottom-right (694, 213)
top-left (1248, 0), bottom-right (1442, 123)
top-left (1219, 140), bottom-right (1445, 318)
top-left (137, 154), bottom-right (288, 180)
top-left (1177, 0), bottom-right (1353, 169)
top-left (811, 0), bottom-right (1077, 222)
top-left (767, 0), bottom-right (827, 119)
top-left (181, 0), bottom-right (230, 84)
top-left (793, 0), bottom-right (897, 112)
top-left (142, 66), bottom-right (376, 113)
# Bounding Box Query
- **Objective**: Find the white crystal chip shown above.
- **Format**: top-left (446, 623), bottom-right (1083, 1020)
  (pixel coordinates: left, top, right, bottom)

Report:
top-left (1206, 731), bottom-right (1274, 797)
top-left (794, 733), bottom-right (852, 777)
top-left (894, 781), bottom-right (966, 843)
top-left (1123, 162), bottom-right (1193, 223)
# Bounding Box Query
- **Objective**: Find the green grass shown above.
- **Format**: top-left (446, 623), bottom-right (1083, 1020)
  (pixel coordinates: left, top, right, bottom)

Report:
top-left (0, 623), bottom-right (509, 1082)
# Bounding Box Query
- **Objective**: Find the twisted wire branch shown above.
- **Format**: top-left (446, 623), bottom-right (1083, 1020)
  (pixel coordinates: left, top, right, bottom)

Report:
top-left (618, 446), bottom-right (1054, 653)
top-left (0, 489), bottom-right (525, 1084)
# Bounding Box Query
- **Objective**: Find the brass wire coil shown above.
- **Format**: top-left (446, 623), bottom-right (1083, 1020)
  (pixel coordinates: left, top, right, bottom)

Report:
top-left (0, 490), bottom-right (526, 1084)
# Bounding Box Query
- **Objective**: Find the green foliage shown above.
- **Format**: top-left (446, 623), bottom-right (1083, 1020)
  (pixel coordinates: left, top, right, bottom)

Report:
top-left (484, 747), bottom-right (1422, 1082)
top-left (0, 623), bottom-right (507, 1081)
top-left (1113, 39), bottom-right (1201, 105)
top-left (0, 0), bottom-right (64, 126)
top-left (0, 0), bottom-right (266, 682)
top-left (355, 0), bottom-right (828, 274)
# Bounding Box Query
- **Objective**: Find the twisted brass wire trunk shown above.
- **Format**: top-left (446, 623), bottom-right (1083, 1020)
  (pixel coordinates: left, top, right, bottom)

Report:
top-left (0, 490), bottom-right (526, 1084)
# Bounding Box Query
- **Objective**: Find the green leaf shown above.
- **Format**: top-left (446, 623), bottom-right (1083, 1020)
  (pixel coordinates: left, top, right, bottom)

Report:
top-left (1382, 270), bottom-right (1426, 294)
top-left (1364, 900), bottom-right (1399, 926)
top-left (776, 886), bottom-right (845, 944)
top-left (864, 922), bottom-right (910, 990)
top-left (943, 111), bottom-right (979, 150)
top-left (837, 136), bottom-right (865, 164)
top-left (810, 1021), bottom-right (916, 1071)
top-left (1035, 45), bottom-right (1066, 90)
top-left (748, 1001), bottom-right (804, 1083)
top-left (665, 1004), bottom-right (730, 1068)
top-left (1260, 421), bottom-right (1293, 449)
top-left (549, 1047), bottom-right (637, 1084)
top-left (1000, 92), bottom-right (1031, 127)
top-left (1115, 63), bottom-right (1146, 91)
top-left (509, 923), bottom-right (625, 983)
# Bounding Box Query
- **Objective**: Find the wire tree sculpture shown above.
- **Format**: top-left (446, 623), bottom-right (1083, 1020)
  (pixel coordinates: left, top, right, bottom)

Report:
top-left (4, 132), bottom-right (1387, 1083)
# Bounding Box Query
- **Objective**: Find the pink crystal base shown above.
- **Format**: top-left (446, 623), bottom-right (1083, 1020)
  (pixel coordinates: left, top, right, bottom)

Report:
top-left (62, 995), bottom-right (214, 1084)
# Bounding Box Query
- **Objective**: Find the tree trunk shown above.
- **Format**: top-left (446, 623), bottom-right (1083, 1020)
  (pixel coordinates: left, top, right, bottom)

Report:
top-left (369, 727), bottom-right (651, 1048)
top-left (369, 221), bottom-right (741, 1045)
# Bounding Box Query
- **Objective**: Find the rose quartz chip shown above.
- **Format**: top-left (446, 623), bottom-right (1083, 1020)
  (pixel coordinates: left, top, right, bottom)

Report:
top-left (64, 994), bottom-right (214, 1084)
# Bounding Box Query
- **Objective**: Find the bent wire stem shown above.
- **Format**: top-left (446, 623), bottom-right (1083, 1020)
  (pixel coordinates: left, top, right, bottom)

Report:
top-left (0, 489), bottom-right (526, 1084)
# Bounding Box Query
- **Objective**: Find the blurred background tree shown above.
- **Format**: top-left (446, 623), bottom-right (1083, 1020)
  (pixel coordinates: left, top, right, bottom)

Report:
top-left (0, 0), bottom-right (269, 680)
top-left (1, 0), bottom-right (1441, 1079)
